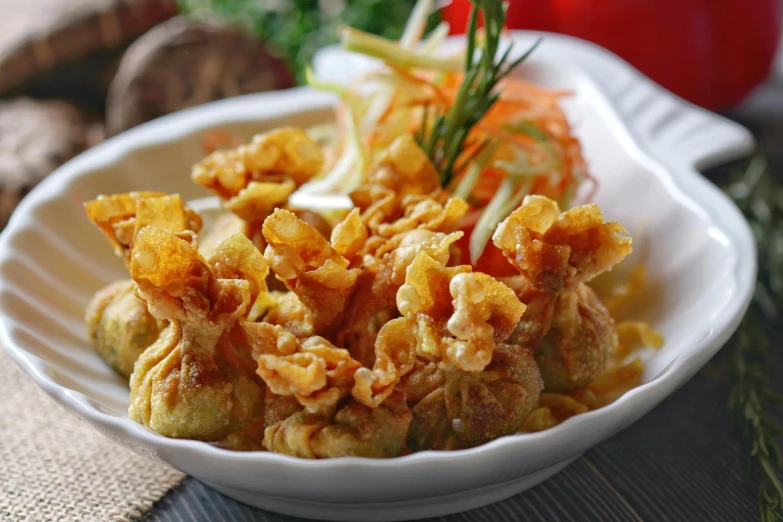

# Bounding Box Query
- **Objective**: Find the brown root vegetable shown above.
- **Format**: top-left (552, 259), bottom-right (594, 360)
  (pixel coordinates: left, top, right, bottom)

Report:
top-left (107, 16), bottom-right (292, 134)
top-left (0, 98), bottom-right (95, 228)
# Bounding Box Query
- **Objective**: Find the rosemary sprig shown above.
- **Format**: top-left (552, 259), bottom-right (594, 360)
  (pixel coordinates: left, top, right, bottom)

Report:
top-left (416, 0), bottom-right (541, 185)
top-left (726, 156), bottom-right (783, 521)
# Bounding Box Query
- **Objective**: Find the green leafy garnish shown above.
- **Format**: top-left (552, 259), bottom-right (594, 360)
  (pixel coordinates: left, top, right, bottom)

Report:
top-left (340, 26), bottom-right (463, 71)
top-left (178, 0), bottom-right (423, 83)
top-left (725, 156), bottom-right (783, 522)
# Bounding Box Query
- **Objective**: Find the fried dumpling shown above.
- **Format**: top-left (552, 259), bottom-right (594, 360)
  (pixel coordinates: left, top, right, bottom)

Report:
top-left (403, 344), bottom-right (542, 451)
top-left (262, 208), bottom-right (361, 334)
top-left (533, 284), bottom-right (618, 392)
top-left (84, 192), bottom-right (202, 376)
top-left (263, 391), bottom-right (411, 459)
top-left (85, 192), bottom-right (202, 264)
top-left (493, 195), bottom-right (632, 392)
top-left (128, 227), bottom-right (266, 440)
top-left (390, 251), bottom-right (540, 450)
top-left (350, 134), bottom-right (443, 231)
top-left (333, 187), bottom-right (467, 366)
top-left (492, 195), bottom-right (631, 293)
top-left (85, 279), bottom-right (165, 378)
top-left (192, 127), bottom-right (324, 242)
top-left (244, 322), bottom-right (361, 415)
top-left (215, 390), bottom-right (303, 452)
top-left (336, 228), bottom-right (463, 367)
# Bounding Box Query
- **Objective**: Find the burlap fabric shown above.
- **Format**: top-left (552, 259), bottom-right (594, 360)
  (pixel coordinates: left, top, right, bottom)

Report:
top-left (0, 347), bottom-right (184, 521)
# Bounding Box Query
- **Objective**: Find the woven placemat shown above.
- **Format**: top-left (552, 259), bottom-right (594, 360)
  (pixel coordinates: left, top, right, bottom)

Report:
top-left (0, 346), bottom-right (184, 521)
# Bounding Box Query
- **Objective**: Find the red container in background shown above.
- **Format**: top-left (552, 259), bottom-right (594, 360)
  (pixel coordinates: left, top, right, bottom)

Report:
top-left (443, 0), bottom-right (783, 111)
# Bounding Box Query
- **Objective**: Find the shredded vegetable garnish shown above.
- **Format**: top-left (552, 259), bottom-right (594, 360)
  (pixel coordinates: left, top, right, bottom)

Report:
top-left (303, 0), bottom-right (593, 265)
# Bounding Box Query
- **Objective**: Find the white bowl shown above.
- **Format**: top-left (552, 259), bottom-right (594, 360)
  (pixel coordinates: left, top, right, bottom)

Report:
top-left (0, 32), bottom-right (756, 521)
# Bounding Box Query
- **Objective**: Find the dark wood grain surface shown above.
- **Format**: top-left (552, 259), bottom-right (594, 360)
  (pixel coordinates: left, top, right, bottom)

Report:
top-left (139, 80), bottom-right (783, 522)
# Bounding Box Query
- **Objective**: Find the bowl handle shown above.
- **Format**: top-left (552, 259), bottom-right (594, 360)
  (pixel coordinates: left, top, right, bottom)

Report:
top-left (582, 44), bottom-right (757, 171)
top-left (617, 81), bottom-right (756, 171)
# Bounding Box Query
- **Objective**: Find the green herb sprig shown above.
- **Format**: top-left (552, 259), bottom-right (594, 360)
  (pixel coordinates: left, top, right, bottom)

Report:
top-left (416, 0), bottom-right (540, 185)
top-left (726, 156), bottom-right (783, 521)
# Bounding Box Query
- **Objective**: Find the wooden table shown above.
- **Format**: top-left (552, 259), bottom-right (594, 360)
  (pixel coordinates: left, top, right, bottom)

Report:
top-left (138, 65), bottom-right (783, 522)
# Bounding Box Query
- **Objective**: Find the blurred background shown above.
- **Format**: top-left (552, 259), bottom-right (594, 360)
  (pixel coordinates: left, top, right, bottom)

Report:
top-left (0, 0), bottom-right (781, 227)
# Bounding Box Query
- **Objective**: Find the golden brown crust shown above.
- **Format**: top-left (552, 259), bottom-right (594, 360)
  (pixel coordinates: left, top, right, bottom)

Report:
top-left (394, 251), bottom-right (525, 372)
top-left (85, 192), bottom-right (202, 264)
top-left (84, 133), bottom-right (652, 457)
top-left (493, 195), bottom-right (631, 292)
top-left (128, 227), bottom-right (265, 441)
top-left (405, 344), bottom-right (542, 451)
top-left (263, 392), bottom-right (411, 459)
top-left (262, 208), bottom-right (360, 334)
top-left (245, 322), bottom-right (361, 415)
top-left (349, 135), bottom-right (444, 231)
top-left (192, 127), bottom-right (324, 243)
top-left (533, 284), bottom-right (616, 392)
top-left (192, 127), bottom-right (323, 197)
top-left (494, 195), bottom-right (631, 392)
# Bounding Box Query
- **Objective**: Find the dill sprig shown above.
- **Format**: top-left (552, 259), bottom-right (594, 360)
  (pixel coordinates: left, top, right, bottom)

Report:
top-left (416, 0), bottom-right (540, 185)
top-left (726, 156), bottom-right (783, 522)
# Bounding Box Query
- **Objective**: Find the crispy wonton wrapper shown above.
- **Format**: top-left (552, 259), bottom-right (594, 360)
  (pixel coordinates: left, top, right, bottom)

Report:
top-left (262, 208), bottom-right (360, 333)
top-left (192, 127), bottom-right (323, 198)
top-left (492, 195), bottom-right (632, 293)
top-left (494, 195), bottom-right (633, 392)
top-left (84, 192), bottom-right (203, 377)
top-left (350, 135), bottom-right (443, 230)
top-left (85, 192), bottom-right (202, 264)
top-left (396, 251), bottom-right (525, 372)
top-left (263, 391), bottom-right (411, 459)
top-left (386, 250), bottom-right (540, 450)
top-left (336, 229), bottom-right (463, 366)
top-left (128, 227), bottom-right (266, 440)
top-left (192, 127), bottom-right (324, 241)
top-left (403, 344), bottom-right (542, 451)
top-left (244, 322), bottom-right (361, 415)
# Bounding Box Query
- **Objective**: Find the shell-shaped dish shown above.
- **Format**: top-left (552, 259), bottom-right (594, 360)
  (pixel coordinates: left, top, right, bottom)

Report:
top-left (0, 32), bottom-right (755, 521)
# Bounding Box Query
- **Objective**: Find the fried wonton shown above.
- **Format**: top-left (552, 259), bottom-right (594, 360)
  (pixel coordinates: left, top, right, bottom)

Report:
top-left (388, 251), bottom-right (540, 450)
top-left (336, 229), bottom-right (463, 366)
top-left (262, 208), bottom-right (361, 334)
top-left (85, 192), bottom-right (202, 264)
top-left (84, 192), bottom-right (203, 376)
top-left (85, 279), bottom-right (165, 378)
top-left (403, 344), bottom-right (542, 451)
top-left (128, 227), bottom-right (267, 440)
top-left (263, 391), bottom-right (411, 459)
top-left (350, 135), bottom-right (443, 230)
top-left (192, 127), bottom-right (324, 241)
top-left (493, 195), bottom-right (632, 392)
top-left (395, 251), bottom-right (525, 371)
top-left (492, 195), bottom-right (632, 293)
top-left (532, 284), bottom-right (618, 391)
top-left (244, 322), bottom-right (361, 415)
